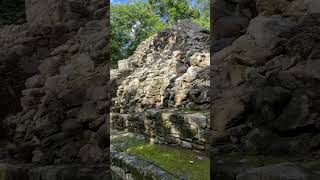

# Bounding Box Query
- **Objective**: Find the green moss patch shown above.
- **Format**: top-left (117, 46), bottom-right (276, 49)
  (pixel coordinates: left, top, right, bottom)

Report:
top-left (177, 108), bottom-right (209, 116)
top-left (112, 136), bottom-right (210, 180)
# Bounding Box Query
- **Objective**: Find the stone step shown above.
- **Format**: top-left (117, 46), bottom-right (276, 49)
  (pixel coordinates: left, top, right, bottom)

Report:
top-left (111, 109), bottom-right (211, 151)
top-left (111, 129), bottom-right (210, 180)
top-left (111, 145), bottom-right (175, 180)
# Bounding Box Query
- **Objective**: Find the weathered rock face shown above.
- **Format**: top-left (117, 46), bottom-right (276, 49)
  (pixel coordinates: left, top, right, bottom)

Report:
top-left (110, 21), bottom-right (211, 153)
top-left (112, 20), bottom-right (210, 114)
top-left (109, 21), bottom-right (211, 156)
top-left (25, 0), bottom-right (107, 29)
top-left (211, 0), bottom-right (257, 52)
top-left (111, 131), bottom-right (175, 180)
top-left (213, 160), bottom-right (320, 180)
top-left (111, 109), bottom-right (211, 151)
top-left (0, 162), bottom-right (110, 180)
top-left (237, 163), bottom-right (320, 180)
top-left (0, 0), bottom-right (109, 175)
top-left (210, 0), bottom-right (320, 157)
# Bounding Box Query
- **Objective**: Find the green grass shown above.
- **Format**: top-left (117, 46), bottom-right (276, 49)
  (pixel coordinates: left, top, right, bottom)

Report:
top-left (112, 136), bottom-right (210, 180)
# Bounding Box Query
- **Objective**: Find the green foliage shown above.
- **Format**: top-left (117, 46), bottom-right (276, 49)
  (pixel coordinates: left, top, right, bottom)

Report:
top-left (111, 0), bottom-right (209, 66)
top-left (147, 0), bottom-right (209, 28)
top-left (192, 0), bottom-right (210, 29)
top-left (0, 0), bottom-right (26, 26)
top-left (111, 2), bottom-right (165, 67)
top-left (148, 0), bottom-right (198, 24)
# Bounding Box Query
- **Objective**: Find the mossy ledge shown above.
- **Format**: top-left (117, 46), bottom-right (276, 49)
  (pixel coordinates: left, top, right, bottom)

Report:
top-left (111, 109), bottom-right (211, 152)
top-left (111, 130), bottom-right (210, 180)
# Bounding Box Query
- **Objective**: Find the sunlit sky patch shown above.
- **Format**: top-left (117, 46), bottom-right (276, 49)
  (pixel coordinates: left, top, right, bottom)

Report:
top-left (111, 0), bottom-right (128, 4)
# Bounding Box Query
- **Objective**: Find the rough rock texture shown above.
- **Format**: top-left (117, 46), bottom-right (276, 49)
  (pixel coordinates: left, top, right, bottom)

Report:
top-left (211, 0), bottom-right (320, 179)
top-left (111, 130), bottom-right (175, 180)
top-left (0, 162), bottom-right (110, 180)
top-left (112, 20), bottom-right (210, 113)
top-left (111, 109), bottom-right (211, 151)
top-left (237, 163), bottom-right (320, 180)
top-left (0, 0), bottom-right (110, 178)
top-left (111, 20), bottom-right (211, 153)
top-left (211, 0), bottom-right (320, 156)
top-left (213, 160), bottom-right (320, 180)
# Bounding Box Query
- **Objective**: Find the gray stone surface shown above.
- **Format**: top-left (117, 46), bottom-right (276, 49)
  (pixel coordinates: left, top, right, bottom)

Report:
top-left (0, 1), bottom-right (110, 178)
top-left (0, 162), bottom-right (111, 180)
top-left (110, 130), bottom-right (176, 180)
top-left (237, 163), bottom-right (320, 180)
top-left (111, 109), bottom-right (211, 151)
top-left (111, 20), bottom-right (210, 114)
top-left (210, 0), bottom-right (320, 156)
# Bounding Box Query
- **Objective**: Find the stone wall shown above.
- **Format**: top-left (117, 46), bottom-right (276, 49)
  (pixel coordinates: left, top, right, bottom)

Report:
top-left (111, 20), bottom-right (210, 114)
top-left (111, 109), bottom-right (211, 152)
top-left (210, 0), bottom-right (320, 159)
top-left (0, 1), bottom-right (110, 174)
top-left (25, 0), bottom-right (91, 29)
top-left (0, 162), bottom-right (110, 180)
top-left (110, 20), bottom-right (211, 155)
top-left (111, 152), bottom-right (174, 180)
top-left (110, 130), bottom-right (176, 180)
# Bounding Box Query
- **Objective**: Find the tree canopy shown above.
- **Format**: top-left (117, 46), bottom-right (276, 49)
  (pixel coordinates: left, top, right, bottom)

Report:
top-left (111, 0), bottom-right (209, 66)
top-left (111, 2), bottom-right (165, 66)
top-left (148, 0), bottom-right (199, 24)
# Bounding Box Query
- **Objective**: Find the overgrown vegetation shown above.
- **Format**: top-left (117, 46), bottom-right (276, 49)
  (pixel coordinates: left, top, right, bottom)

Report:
top-left (111, 2), bottom-right (165, 66)
top-left (112, 136), bottom-right (210, 180)
top-left (0, 0), bottom-right (26, 26)
top-left (111, 0), bottom-right (209, 67)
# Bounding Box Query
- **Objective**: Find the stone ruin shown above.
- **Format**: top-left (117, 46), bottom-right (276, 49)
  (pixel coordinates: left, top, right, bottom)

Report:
top-left (0, 0), bottom-right (110, 179)
top-left (111, 20), bottom-right (211, 152)
top-left (0, 0), bottom-right (319, 179)
top-left (211, 0), bottom-right (320, 179)
top-left (110, 20), bottom-right (211, 179)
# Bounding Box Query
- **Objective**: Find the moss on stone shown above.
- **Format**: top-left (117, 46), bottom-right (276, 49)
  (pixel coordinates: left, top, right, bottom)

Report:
top-left (112, 136), bottom-right (210, 180)
top-left (177, 108), bottom-right (209, 116)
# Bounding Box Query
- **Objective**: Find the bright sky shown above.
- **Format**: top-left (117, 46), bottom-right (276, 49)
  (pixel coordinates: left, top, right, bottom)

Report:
top-left (111, 0), bottom-right (129, 4)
